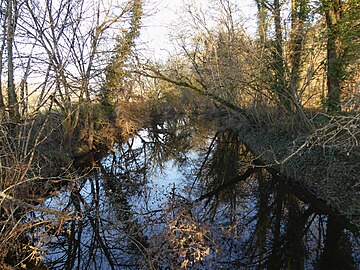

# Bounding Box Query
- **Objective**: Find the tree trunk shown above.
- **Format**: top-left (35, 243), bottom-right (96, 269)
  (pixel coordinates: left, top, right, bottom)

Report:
top-left (0, 38), bottom-right (5, 110)
top-left (272, 0), bottom-right (292, 112)
top-left (322, 0), bottom-right (343, 112)
top-left (290, 0), bottom-right (308, 95)
top-left (255, 0), bottom-right (268, 44)
top-left (7, 0), bottom-right (19, 119)
top-left (0, 16), bottom-right (5, 110)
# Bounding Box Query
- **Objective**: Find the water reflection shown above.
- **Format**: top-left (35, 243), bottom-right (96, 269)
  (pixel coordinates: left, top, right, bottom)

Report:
top-left (41, 116), bottom-right (359, 269)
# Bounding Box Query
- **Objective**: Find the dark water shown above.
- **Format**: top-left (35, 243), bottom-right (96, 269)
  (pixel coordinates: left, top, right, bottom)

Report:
top-left (39, 117), bottom-right (359, 269)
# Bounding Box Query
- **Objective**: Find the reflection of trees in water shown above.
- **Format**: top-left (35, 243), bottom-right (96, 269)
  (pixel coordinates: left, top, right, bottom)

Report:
top-left (191, 128), bottom-right (359, 269)
top-left (317, 216), bottom-right (357, 270)
top-left (40, 119), bottom-right (359, 269)
top-left (42, 117), bottom-right (213, 269)
top-left (143, 116), bottom-right (212, 169)
top-left (194, 129), bottom-right (254, 219)
top-left (44, 174), bottom-right (148, 269)
top-left (43, 133), bottom-right (154, 269)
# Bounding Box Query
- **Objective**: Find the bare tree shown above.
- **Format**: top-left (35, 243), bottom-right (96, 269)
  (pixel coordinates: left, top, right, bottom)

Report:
top-left (0, 0), bottom-right (144, 267)
top-left (20, 0), bottom-right (141, 148)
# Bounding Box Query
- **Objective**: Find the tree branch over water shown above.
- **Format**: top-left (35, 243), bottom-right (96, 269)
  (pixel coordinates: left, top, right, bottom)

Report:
top-left (135, 65), bottom-right (249, 117)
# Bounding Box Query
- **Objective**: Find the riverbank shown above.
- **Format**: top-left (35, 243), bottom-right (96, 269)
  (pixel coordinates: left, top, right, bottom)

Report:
top-left (217, 112), bottom-right (360, 232)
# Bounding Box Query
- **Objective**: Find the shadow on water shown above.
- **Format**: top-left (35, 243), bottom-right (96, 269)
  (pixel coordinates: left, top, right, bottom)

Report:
top-left (37, 116), bottom-right (359, 269)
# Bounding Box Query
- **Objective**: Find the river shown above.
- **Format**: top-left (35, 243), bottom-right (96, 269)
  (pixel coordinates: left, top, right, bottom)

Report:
top-left (37, 116), bottom-right (359, 269)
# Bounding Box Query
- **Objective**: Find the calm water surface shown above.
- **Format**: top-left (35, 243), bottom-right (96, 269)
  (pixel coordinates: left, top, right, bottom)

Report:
top-left (40, 117), bottom-right (359, 269)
